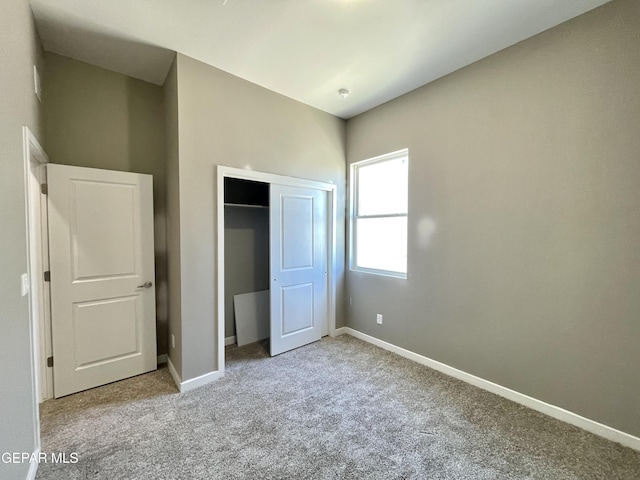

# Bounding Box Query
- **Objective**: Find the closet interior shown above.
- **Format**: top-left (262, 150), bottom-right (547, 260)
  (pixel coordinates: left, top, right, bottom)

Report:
top-left (223, 177), bottom-right (270, 346)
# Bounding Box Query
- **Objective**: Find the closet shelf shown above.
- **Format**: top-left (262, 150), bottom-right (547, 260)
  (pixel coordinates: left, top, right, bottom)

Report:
top-left (224, 203), bottom-right (269, 209)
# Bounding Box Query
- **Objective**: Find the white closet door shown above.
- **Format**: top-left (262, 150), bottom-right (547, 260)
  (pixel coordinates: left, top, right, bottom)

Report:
top-left (47, 164), bottom-right (157, 397)
top-left (270, 184), bottom-right (327, 356)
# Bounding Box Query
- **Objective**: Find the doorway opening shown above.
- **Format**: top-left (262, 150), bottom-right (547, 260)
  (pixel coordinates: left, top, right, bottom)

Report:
top-left (216, 166), bottom-right (338, 374)
top-left (25, 142), bottom-right (158, 401)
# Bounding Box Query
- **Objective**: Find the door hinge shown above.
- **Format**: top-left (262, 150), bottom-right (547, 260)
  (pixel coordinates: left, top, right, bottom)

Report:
top-left (47, 356), bottom-right (54, 368)
top-left (41, 183), bottom-right (48, 195)
top-left (44, 271), bottom-right (51, 282)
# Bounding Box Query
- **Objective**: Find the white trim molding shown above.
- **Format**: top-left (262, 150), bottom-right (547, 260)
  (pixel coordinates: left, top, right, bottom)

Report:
top-left (157, 354), bottom-right (167, 365)
top-left (167, 357), bottom-right (223, 394)
top-left (330, 327), bottom-right (348, 338)
top-left (26, 448), bottom-right (40, 480)
top-left (337, 327), bottom-right (640, 452)
top-left (179, 370), bottom-right (224, 393)
top-left (166, 357), bottom-right (181, 391)
top-left (22, 127), bottom-right (49, 456)
top-left (225, 336), bottom-right (236, 346)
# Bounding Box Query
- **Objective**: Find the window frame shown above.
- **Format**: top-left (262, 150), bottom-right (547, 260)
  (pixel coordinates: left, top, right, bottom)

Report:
top-left (349, 149), bottom-right (409, 279)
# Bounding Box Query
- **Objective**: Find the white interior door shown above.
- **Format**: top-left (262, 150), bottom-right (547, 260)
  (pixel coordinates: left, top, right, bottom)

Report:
top-left (47, 164), bottom-right (157, 397)
top-left (270, 184), bottom-right (327, 356)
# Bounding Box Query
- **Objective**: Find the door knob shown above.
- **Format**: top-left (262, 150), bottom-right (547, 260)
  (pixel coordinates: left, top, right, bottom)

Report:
top-left (137, 281), bottom-right (153, 289)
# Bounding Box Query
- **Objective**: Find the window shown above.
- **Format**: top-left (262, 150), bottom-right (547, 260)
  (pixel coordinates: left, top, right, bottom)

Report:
top-left (350, 149), bottom-right (408, 278)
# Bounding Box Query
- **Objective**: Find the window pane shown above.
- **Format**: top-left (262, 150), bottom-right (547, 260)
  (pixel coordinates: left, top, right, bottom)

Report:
top-left (355, 216), bottom-right (407, 274)
top-left (357, 156), bottom-right (408, 216)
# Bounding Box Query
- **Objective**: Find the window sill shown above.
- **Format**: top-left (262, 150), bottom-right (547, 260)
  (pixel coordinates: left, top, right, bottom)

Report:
top-left (349, 267), bottom-right (407, 280)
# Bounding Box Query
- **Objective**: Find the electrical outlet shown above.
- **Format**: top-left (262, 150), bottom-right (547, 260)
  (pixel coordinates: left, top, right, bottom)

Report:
top-left (171, 334), bottom-right (175, 349)
top-left (376, 314), bottom-right (383, 325)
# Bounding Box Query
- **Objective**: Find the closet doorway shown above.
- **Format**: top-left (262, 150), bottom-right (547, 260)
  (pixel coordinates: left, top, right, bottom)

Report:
top-left (216, 166), bottom-right (337, 371)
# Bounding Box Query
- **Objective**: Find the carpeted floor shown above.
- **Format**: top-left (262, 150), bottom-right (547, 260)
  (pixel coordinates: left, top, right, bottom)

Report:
top-left (37, 335), bottom-right (640, 479)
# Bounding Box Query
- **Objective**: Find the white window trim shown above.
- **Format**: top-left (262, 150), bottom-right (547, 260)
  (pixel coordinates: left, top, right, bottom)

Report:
top-left (349, 148), bottom-right (408, 279)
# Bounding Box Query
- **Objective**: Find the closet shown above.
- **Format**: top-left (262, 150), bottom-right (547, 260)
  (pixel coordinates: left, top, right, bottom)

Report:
top-left (218, 167), bottom-right (333, 358)
top-left (223, 177), bottom-right (270, 346)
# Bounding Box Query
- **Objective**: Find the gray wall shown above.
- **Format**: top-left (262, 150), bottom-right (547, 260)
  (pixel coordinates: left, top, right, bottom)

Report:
top-left (346, 0), bottom-right (640, 437)
top-left (164, 57), bottom-right (182, 373)
top-left (172, 53), bottom-right (346, 380)
top-left (224, 206), bottom-right (270, 339)
top-left (0, 1), bottom-right (43, 479)
top-left (43, 52), bottom-right (169, 355)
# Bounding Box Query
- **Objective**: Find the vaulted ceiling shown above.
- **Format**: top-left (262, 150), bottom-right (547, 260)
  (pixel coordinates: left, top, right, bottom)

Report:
top-left (30, 0), bottom-right (611, 118)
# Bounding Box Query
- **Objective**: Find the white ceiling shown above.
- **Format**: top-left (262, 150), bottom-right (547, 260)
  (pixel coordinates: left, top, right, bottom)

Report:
top-left (30, 0), bottom-right (610, 119)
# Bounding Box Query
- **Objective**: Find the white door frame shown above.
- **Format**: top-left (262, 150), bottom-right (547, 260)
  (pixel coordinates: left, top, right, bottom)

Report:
top-left (216, 166), bottom-right (338, 373)
top-left (22, 127), bottom-right (50, 456)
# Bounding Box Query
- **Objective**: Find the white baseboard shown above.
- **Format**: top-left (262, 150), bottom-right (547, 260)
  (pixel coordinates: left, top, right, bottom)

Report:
top-left (331, 327), bottom-right (347, 337)
top-left (340, 327), bottom-right (640, 452)
top-left (180, 369), bottom-right (224, 393)
top-left (26, 448), bottom-right (39, 480)
top-left (157, 354), bottom-right (167, 365)
top-left (166, 356), bottom-right (181, 391)
top-left (166, 356), bottom-right (223, 393)
top-left (225, 335), bottom-right (236, 346)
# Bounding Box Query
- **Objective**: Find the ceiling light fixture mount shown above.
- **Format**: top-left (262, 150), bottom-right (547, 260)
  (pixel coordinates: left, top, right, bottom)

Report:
top-left (338, 88), bottom-right (350, 98)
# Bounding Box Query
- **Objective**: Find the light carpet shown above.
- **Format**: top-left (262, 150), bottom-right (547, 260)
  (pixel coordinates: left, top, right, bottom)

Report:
top-left (37, 335), bottom-right (640, 479)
